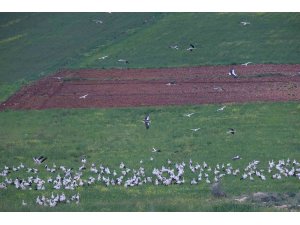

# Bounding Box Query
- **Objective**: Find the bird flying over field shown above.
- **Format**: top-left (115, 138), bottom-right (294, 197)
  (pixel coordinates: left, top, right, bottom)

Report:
top-left (98, 55), bottom-right (108, 60)
top-left (240, 21), bottom-right (250, 26)
top-left (227, 128), bottom-right (236, 135)
top-left (143, 114), bottom-right (151, 129)
top-left (184, 112), bottom-right (195, 117)
top-left (93, 19), bottom-right (103, 24)
top-left (213, 87), bottom-right (223, 92)
top-left (187, 44), bottom-right (196, 51)
top-left (190, 128), bottom-right (201, 132)
top-left (166, 81), bottom-right (176, 86)
top-left (217, 106), bottom-right (226, 111)
top-left (232, 155), bottom-right (242, 160)
top-left (169, 45), bottom-right (179, 50)
top-left (241, 62), bottom-right (252, 66)
top-left (118, 59), bottom-right (129, 64)
top-left (33, 156), bottom-right (47, 164)
top-left (79, 94), bottom-right (88, 99)
top-left (152, 147), bottom-right (161, 153)
top-left (228, 69), bottom-right (238, 78)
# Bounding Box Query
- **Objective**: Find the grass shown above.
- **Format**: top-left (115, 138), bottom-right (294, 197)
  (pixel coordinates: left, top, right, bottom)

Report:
top-left (0, 12), bottom-right (161, 85)
top-left (0, 101), bottom-right (299, 211)
top-left (79, 13), bottom-right (300, 69)
top-left (0, 79), bottom-right (28, 103)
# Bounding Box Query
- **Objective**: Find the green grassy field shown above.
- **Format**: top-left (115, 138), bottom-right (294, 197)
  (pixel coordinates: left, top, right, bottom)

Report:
top-left (0, 13), bottom-right (300, 212)
top-left (0, 102), bottom-right (300, 211)
top-left (79, 13), bottom-right (300, 69)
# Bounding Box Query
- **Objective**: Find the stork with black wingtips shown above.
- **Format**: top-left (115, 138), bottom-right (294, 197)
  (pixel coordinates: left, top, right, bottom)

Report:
top-left (229, 69), bottom-right (238, 78)
top-left (143, 114), bottom-right (151, 129)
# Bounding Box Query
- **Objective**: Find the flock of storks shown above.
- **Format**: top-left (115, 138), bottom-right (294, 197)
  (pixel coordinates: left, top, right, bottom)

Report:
top-left (0, 153), bottom-right (299, 208)
top-left (1, 108), bottom-right (299, 208)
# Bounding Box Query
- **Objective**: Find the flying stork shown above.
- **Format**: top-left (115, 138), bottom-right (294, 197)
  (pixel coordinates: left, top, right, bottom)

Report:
top-left (228, 69), bottom-right (238, 78)
top-left (217, 106), bottom-right (226, 111)
top-left (79, 94), bottom-right (88, 99)
top-left (33, 156), bottom-right (47, 165)
top-left (232, 155), bottom-right (242, 160)
top-left (186, 44), bottom-right (196, 51)
top-left (143, 114), bottom-right (151, 129)
top-left (240, 21), bottom-right (250, 26)
top-left (227, 128), bottom-right (236, 135)
top-left (241, 62), bottom-right (252, 66)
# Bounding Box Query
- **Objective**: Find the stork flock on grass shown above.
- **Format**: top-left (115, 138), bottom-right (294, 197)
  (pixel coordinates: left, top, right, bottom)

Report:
top-left (0, 156), bottom-right (299, 207)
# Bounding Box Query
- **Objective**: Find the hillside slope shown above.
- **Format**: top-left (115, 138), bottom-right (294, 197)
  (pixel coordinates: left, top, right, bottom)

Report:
top-left (1, 13), bottom-right (299, 102)
top-left (79, 13), bottom-right (300, 68)
top-left (0, 12), bottom-right (160, 83)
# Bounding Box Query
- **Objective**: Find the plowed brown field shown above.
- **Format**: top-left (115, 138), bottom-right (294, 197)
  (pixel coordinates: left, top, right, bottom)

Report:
top-left (1, 64), bottom-right (300, 110)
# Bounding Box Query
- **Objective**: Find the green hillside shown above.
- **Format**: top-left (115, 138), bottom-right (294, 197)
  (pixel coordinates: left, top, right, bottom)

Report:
top-left (0, 12), bottom-right (161, 83)
top-left (1, 13), bottom-right (300, 102)
top-left (79, 13), bottom-right (300, 69)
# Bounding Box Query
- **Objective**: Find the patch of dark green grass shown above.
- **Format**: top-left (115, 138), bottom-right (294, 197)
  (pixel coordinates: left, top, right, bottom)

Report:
top-left (212, 202), bottom-right (260, 212)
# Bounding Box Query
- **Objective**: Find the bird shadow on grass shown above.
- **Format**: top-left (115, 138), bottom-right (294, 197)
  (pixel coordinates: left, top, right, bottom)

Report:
top-left (211, 182), bottom-right (227, 198)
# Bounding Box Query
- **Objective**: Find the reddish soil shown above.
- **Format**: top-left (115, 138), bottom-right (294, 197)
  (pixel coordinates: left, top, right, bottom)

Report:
top-left (1, 64), bottom-right (300, 110)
